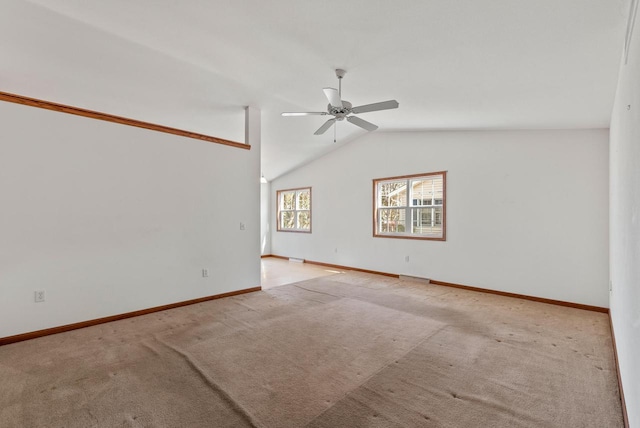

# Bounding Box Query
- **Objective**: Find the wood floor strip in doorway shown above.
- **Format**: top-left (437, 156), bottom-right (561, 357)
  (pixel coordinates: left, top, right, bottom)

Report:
top-left (304, 259), bottom-right (399, 278)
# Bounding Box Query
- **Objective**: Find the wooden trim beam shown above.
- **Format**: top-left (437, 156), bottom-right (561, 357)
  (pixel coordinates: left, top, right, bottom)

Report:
top-left (0, 286), bottom-right (261, 346)
top-left (0, 91), bottom-right (249, 150)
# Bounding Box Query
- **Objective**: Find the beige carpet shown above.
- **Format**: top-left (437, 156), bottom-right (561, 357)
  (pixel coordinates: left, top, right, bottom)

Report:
top-left (0, 272), bottom-right (623, 427)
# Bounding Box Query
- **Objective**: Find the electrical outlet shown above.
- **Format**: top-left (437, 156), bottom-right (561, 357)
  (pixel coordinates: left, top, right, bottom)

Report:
top-left (405, 256), bottom-right (410, 263)
top-left (34, 290), bottom-right (45, 303)
top-left (202, 268), bottom-right (209, 278)
top-left (239, 222), bottom-right (245, 230)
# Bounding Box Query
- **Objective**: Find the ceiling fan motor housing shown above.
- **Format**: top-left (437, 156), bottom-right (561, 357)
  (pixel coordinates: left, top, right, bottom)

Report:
top-left (329, 100), bottom-right (352, 119)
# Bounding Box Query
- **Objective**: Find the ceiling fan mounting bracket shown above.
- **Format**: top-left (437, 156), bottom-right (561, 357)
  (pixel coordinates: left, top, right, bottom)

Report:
top-left (335, 69), bottom-right (346, 79)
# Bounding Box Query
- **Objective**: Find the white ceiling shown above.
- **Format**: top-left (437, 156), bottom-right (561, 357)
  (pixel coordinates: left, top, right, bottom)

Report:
top-left (0, 0), bottom-right (630, 179)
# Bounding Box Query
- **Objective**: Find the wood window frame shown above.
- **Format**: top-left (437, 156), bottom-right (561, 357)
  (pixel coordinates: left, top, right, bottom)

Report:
top-left (276, 187), bottom-right (312, 233)
top-left (373, 171), bottom-right (447, 241)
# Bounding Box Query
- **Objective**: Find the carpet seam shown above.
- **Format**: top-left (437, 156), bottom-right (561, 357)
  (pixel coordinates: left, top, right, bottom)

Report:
top-left (150, 335), bottom-right (264, 428)
top-left (303, 323), bottom-right (450, 427)
top-left (292, 284), bottom-right (345, 299)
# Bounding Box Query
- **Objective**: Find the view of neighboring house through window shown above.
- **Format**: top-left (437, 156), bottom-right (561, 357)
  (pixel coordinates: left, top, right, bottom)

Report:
top-left (277, 187), bottom-right (311, 232)
top-left (374, 172), bottom-right (446, 240)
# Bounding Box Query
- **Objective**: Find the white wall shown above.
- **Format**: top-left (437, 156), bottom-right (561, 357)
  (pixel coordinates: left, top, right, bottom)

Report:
top-left (260, 181), bottom-right (271, 255)
top-left (0, 102), bottom-right (261, 338)
top-left (271, 129), bottom-right (609, 307)
top-left (610, 18), bottom-right (640, 426)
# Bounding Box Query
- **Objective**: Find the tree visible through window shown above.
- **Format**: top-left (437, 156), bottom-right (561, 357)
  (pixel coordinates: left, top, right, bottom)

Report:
top-left (374, 172), bottom-right (446, 240)
top-left (277, 187), bottom-right (311, 232)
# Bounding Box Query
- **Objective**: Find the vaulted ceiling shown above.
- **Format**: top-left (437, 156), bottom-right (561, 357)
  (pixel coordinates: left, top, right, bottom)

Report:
top-left (0, 0), bottom-right (630, 179)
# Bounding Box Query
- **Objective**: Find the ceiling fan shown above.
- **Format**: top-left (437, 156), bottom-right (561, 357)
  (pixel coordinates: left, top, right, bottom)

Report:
top-left (282, 69), bottom-right (399, 136)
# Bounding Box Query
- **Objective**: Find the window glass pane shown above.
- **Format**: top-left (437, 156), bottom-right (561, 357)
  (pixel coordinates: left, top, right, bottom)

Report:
top-left (282, 192), bottom-right (295, 210)
top-left (297, 211), bottom-right (310, 230)
top-left (277, 187), bottom-right (312, 233)
top-left (297, 190), bottom-right (310, 210)
top-left (411, 207), bottom-right (443, 235)
top-left (379, 208), bottom-right (406, 233)
top-left (379, 181), bottom-right (407, 207)
top-left (411, 177), bottom-right (443, 206)
top-left (374, 173), bottom-right (445, 240)
top-left (281, 211), bottom-right (295, 229)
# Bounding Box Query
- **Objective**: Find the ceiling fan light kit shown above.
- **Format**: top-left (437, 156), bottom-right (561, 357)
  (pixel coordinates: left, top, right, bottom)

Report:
top-left (282, 69), bottom-right (399, 136)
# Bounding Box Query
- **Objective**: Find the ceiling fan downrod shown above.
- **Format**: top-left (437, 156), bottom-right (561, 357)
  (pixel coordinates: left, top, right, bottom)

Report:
top-left (336, 68), bottom-right (346, 98)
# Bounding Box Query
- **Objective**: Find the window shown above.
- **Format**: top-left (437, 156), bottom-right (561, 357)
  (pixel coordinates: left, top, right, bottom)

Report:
top-left (373, 171), bottom-right (446, 240)
top-left (277, 187), bottom-right (311, 232)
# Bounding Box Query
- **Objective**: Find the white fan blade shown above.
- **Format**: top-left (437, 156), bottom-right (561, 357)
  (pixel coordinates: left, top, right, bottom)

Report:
top-left (314, 118), bottom-right (336, 135)
top-left (282, 112), bottom-right (328, 116)
top-left (323, 88), bottom-right (342, 108)
top-left (347, 115), bottom-right (378, 131)
top-left (351, 100), bottom-right (399, 114)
